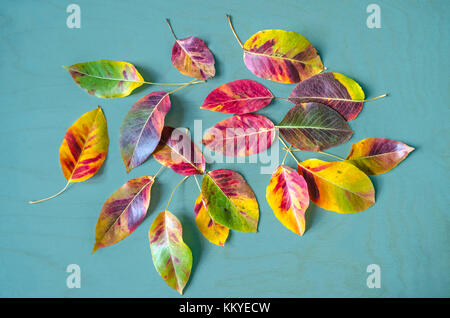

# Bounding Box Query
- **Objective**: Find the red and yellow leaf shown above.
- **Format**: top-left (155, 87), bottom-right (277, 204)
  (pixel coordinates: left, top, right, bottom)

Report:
top-left (59, 106), bottom-right (108, 182)
top-left (243, 30), bottom-right (324, 83)
top-left (201, 79), bottom-right (273, 114)
top-left (297, 159), bottom-right (375, 214)
top-left (202, 114), bottom-right (276, 156)
top-left (153, 127), bottom-right (205, 176)
top-left (194, 194), bottom-right (229, 246)
top-left (266, 165), bottom-right (309, 236)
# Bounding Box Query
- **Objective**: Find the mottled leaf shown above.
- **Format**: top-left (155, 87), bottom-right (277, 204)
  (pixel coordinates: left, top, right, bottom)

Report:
top-left (202, 114), bottom-right (276, 156)
top-left (153, 127), bottom-right (205, 176)
top-left (194, 194), bottom-right (229, 246)
top-left (346, 138), bottom-right (414, 175)
top-left (64, 60), bottom-right (144, 98)
top-left (171, 36), bottom-right (215, 79)
top-left (29, 107), bottom-right (109, 204)
top-left (278, 103), bottom-right (353, 151)
top-left (119, 91), bottom-right (171, 172)
top-left (297, 159), bottom-right (375, 213)
top-left (201, 79), bottom-right (273, 114)
top-left (93, 176), bottom-right (153, 252)
top-left (243, 30), bottom-right (324, 83)
top-left (149, 211), bottom-right (192, 294)
top-left (266, 165), bottom-right (309, 235)
top-left (60, 106), bottom-right (108, 182)
top-left (289, 72), bottom-right (365, 121)
top-left (201, 169), bottom-right (259, 232)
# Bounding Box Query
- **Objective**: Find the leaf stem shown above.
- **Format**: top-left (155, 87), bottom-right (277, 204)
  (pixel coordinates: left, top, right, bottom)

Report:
top-left (226, 14), bottom-right (244, 48)
top-left (282, 145), bottom-right (291, 165)
top-left (153, 165), bottom-right (165, 179)
top-left (165, 176), bottom-right (189, 211)
top-left (167, 78), bottom-right (205, 95)
top-left (283, 147), bottom-right (345, 161)
top-left (274, 96), bottom-right (292, 103)
top-left (165, 18), bottom-right (178, 40)
top-left (29, 180), bottom-right (70, 204)
top-left (193, 175), bottom-right (202, 194)
top-left (278, 136), bottom-right (300, 165)
top-left (364, 93), bottom-right (388, 102)
top-left (287, 93), bottom-right (388, 103)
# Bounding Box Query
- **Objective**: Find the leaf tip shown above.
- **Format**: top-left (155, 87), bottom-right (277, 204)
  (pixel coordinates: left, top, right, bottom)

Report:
top-left (92, 244), bottom-right (100, 254)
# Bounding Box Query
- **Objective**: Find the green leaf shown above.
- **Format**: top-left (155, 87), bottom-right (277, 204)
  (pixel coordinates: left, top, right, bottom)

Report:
top-left (278, 103), bottom-right (353, 151)
top-left (64, 60), bottom-right (144, 98)
top-left (149, 210), bottom-right (192, 294)
top-left (201, 169), bottom-right (259, 232)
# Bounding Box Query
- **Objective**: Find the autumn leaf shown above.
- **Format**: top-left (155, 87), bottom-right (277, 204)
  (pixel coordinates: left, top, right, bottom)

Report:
top-left (266, 165), bottom-right (309, 235)
top-left (202, 114), bottom-right (276, 156)
top-left (297, 159), bottom-right (375, 213)
top-left (166, 19), bottom-right (215, 79)
top-left (119, 91), bottom-right (171, 172)
top-left (227, 15), bottom-right (324, 83)
top-left (153, 127), bottom-right (205, 176)
top-left (345, 138), bottom-right (414, 175)
top-left (93, 176), bottom-right (154, 252)
top-left (64, 60), bottom-right (145, 98)
top-left (289, 72), bottom-right (365, 121)
top-left (194, 194), bottom-right (229, 246)
top-left (277, 103), bottom-right (353, 151)
top-left (201, 79), bottom-right (273, 114)
top-left (201, 169), bottom-right (259, 232)
top-left (149, 210), bottom-right (193, 294)
top-left (29, 107), bottom-right (108, 204)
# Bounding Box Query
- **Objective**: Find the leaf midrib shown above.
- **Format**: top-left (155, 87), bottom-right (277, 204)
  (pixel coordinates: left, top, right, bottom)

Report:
top-left (202, 96), bottom-right (273, 108)
top-left (289, 96), bottom-right (362, 103)
top-left (66, 67), bottom-right (144, 84)
top-left (129, 94), bottom-right (169, 166)
top-left (277, 125), bottom-right (351, 132)
top-left (165, 140), bottom-right (203, 174)
top-left (210, 127), bottom-right (276, 142)
top-left (244, 50), bottom-right (318, 65)
top-left (68, 107), bottom-right (101, 182)
top-left (347, 150), bottom-right (408, 161)
top-left (100, 178), bottom-right (153, 241)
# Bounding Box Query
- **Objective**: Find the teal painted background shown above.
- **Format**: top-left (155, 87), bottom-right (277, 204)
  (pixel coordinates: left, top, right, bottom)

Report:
top-left (0, 0), bottom-right (448, 297)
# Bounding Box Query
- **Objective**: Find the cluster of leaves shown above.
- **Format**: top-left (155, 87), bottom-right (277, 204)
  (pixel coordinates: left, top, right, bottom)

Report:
top-left (30, 16), bottom-right (413, 294)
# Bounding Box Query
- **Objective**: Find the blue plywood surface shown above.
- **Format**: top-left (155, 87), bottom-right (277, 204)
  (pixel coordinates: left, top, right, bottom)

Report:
top-left (0, 0), bottom-right (448, 297)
